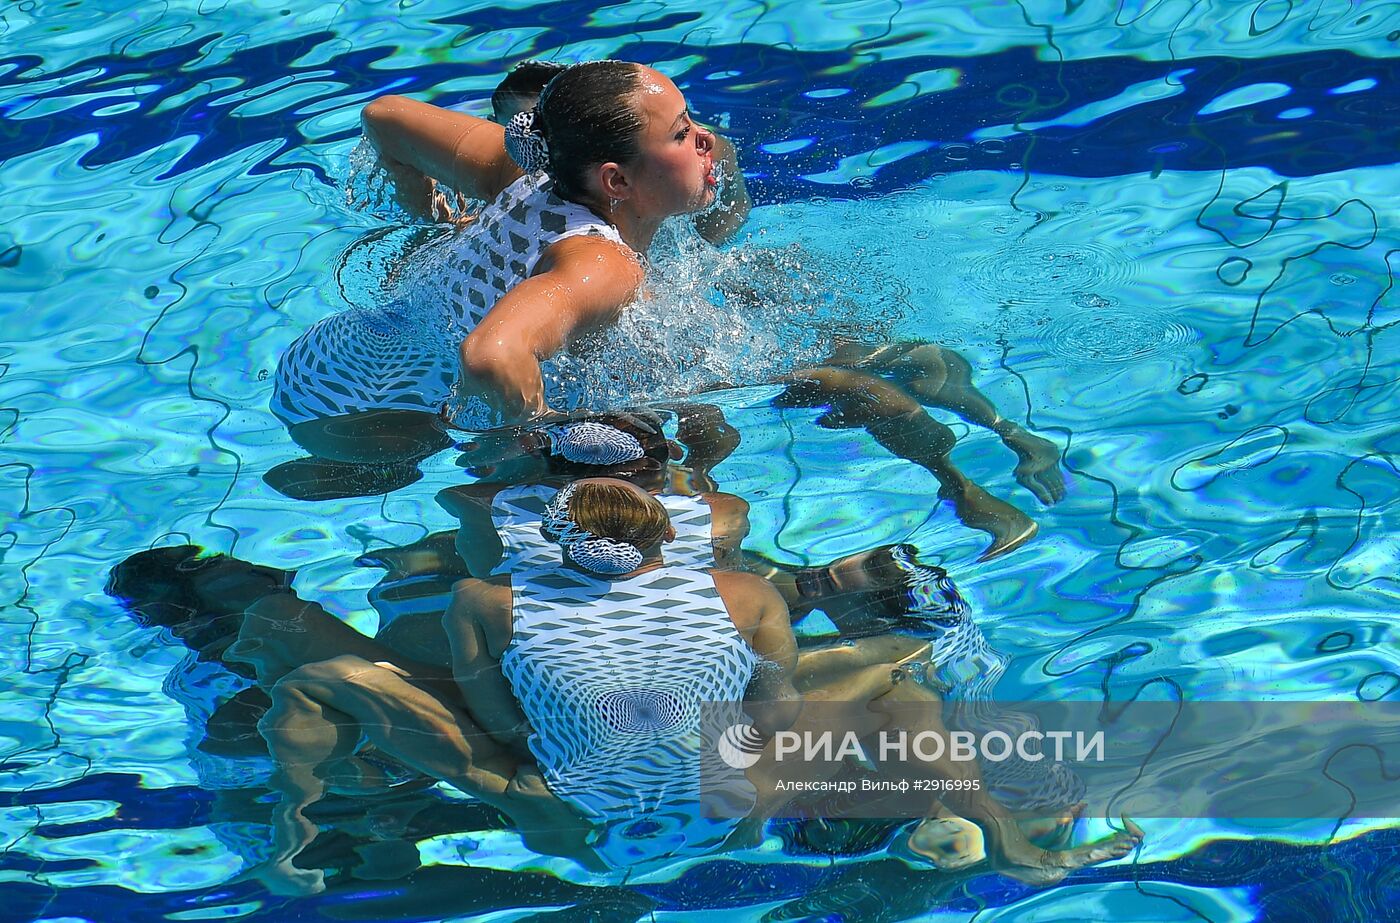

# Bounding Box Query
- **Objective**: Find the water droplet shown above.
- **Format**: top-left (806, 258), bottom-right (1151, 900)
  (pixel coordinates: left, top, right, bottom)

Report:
top-left (1330, 272), bottom-right (1357, 286)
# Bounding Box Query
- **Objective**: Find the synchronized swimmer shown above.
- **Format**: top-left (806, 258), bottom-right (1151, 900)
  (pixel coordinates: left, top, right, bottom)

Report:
top-left (109, 58), bottom-right (1144, 894)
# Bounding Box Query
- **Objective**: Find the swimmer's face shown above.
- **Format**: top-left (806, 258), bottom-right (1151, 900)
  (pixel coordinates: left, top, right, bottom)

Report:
top-left (618, 69), bottom-right (716, 217)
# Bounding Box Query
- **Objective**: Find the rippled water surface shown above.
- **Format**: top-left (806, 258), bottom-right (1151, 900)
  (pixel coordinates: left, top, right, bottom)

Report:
top-left (4, 1), bottom-right (1400, 921)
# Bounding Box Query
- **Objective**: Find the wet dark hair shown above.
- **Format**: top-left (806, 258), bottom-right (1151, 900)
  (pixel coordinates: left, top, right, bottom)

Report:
top-left (106, 544), bottom-right (225, 629)
top-left (106, 545), bottom-right (293, 675)
top-left (492, 60), bottom-right (568, 120)
top-left (536, 60), bottom-right (646, 203)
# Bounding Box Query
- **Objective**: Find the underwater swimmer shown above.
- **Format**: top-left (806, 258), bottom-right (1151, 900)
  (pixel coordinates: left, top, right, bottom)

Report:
top-left (435, 478), bottom-right (1123, 877)
top-left (380, 438), bottom-right (1110, 878)
top-left (104, 529), bottom-right (901, 885)
top-left (110, 531), bottom-right (1136, 886)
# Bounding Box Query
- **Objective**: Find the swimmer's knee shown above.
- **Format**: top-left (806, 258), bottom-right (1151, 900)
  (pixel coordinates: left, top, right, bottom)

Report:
top-left (865, 407), bottom-right (958, 456)
top-left (280, 654), bottom-right (377, 689)
top-left (780, 367), bottom-right (921, 418)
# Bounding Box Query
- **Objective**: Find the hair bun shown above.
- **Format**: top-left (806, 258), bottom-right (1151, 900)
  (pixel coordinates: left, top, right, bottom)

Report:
top-left (504, 108), bottom-right (551, 174)
top-left (544, 421), bottom-right (645, 466)
top-left (567, 537), bottom-right (644, 575)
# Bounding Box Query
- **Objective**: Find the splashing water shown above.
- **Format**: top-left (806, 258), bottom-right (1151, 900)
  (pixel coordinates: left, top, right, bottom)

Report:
top-left (337, 155), bottom-right (910, 415)
top-left (552, 225), bottom-right (907, 408)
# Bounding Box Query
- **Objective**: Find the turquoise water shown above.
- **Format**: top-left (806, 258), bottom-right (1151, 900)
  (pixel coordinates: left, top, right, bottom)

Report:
top-left (4, 0), bottom-right (1399, 920)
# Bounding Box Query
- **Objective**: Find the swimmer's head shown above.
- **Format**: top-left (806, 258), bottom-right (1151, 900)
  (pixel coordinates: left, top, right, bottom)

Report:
top-left (456, 411), bottom-right (671, 483)
top-left (506, 61), bottom-right (717, 218)
top-left (105, 545), bottom-right (294, 672)
top-left (543, 477), bottom-right (675, 575)
top-left (491, 60), bottom-right (568, 123)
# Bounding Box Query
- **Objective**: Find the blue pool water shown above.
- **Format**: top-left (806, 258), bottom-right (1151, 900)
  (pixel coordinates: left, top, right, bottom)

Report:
top-left (4, 1), bottom-right (1400, 920)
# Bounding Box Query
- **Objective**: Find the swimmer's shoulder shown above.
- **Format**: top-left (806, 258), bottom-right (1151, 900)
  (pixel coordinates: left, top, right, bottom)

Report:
top-left (533, 233), bottom-right (645, 289)
top-left (699, 491), bottom-right (749, 523)
top-left (710, 569), bottom-right (785, 632)
top-left (448, 575), bottom-right (514, 656)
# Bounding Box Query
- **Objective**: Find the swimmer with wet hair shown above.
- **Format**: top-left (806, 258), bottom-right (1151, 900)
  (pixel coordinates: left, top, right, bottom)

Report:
top-left (489, 59), bottom-right (751, 245)
top-left (281, 58), bottom-right (1057, 556)
top-left (273, 61), bottom-right (726, 460)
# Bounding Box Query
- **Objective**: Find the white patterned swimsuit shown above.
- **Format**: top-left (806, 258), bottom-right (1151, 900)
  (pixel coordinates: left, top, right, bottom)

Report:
top-left (500, 561), bottom-right (758, 869)
top-left (272, 173), bottom-right (626, 428)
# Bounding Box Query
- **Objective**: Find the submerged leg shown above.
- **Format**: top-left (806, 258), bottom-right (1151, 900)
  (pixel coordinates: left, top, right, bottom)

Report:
top-left (775, 366), bottom-right (1036, 560)
top-left (258, 655), bottom-right (603, 888)
top-left (855, 344), bottom-right (1066, 505)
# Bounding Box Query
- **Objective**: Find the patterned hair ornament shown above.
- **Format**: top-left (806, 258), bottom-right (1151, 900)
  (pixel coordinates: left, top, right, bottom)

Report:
top-left (542, 483), bottom-right (645, 576)
top-left (504, 108), bottom-right (551, 174)
top-left (543, 421), bottom-right (646, 466)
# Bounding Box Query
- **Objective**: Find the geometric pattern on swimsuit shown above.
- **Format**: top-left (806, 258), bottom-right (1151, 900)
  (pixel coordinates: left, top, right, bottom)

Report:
top-left (272, 172), bottom-right (625, 427)
top-left (488, 483), bottom-right (715, 575)
top-left (500, 563), bottom-right (757, 868)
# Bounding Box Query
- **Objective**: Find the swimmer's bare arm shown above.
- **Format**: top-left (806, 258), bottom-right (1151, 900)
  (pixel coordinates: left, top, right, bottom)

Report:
top-left (713, 571), bottom-right (800, 735)
top-left (693, 131), bottom-right (751, 246)
top-left (713, 572), bottom-right (894, 835)
top-left (435, 485), bottom-right (506, 578)
top-left (362, 95), bottom-right (524, 202)
top-left (701, 492), bottom-right (750, 570)
top-left (457, 237), bottom-right (644, 424)
top-left (443, 577), bottom-right (533, 752)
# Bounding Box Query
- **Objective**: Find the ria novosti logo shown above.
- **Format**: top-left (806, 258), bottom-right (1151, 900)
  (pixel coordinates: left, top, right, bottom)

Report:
top-left (716, 723), bottom-right (766, 769)
top-left (714, 724), bottom-right (1105, 768)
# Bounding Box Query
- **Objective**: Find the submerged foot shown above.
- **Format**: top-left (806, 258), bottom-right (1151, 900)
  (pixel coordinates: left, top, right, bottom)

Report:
top-left (905, 811), bottom-right (986, 871)
top-left (996, 816), bottom-right (1144, 886)
top-left (996, 424), bottom-right (1066, 505)
top-left (938, 484), bottom-right (1038, 561)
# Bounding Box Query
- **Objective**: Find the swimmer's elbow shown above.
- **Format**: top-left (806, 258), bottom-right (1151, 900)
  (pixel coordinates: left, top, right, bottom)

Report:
top-left (748, 687), bottom-right (803, 737)
top-left (361, 96), bottom-right (411, 138)
top-left (459, 337), bottom-right (513, 382)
